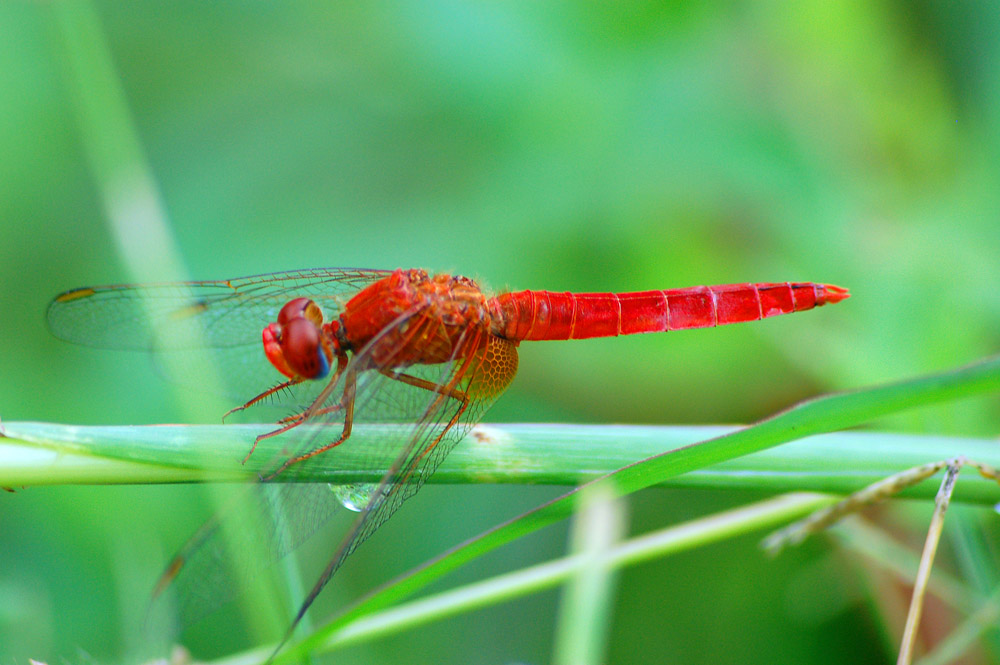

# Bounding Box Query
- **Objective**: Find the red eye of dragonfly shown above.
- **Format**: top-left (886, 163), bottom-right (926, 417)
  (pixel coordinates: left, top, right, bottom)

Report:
top-left (277, 296), bottom-right (324, 327)
top-left (263, 298), bottom-right (332, 380)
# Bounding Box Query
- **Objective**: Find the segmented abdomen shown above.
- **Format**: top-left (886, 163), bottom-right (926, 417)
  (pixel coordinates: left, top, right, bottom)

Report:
top-left (490, 282), bottom-right (849, 341)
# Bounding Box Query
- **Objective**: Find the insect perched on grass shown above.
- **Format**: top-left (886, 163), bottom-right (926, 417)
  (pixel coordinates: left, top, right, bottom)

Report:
top-left (47, 267), bottom-right (849, 656)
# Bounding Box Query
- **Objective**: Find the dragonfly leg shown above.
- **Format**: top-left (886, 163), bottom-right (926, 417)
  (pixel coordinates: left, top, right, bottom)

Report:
top-left (267, 365), bottom-right (474, 481)
top-left (275, 402), bottom-right (347, 426)
top-left (243, 353), bottom-right (349, 465)
top-left (411, 382), bottom-right (469, 470)
top-left (261, 368), bottom-right (357, 479)
top-left (378, 342), bottom-right (486, 488)
top-left (262, 331), bottom-right (487, 480)
top-left (378, 368), bottom-right (470, 402)
top-left (223, 378), bottom-right (304, 422)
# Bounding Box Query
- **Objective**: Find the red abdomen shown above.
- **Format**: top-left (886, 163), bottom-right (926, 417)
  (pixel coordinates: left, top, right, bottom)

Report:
top-left (489, 282), bottom-right (849, 342)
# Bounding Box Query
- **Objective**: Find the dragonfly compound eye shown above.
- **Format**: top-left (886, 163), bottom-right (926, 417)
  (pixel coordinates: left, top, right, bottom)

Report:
top-left (281, 317), bottom-right (330, 379)
top-left (277, 297), bottom-right (325, 327)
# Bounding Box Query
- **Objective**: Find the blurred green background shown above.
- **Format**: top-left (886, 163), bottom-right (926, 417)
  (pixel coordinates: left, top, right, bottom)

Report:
top-left (3, 1), bottom-right (1000, 663)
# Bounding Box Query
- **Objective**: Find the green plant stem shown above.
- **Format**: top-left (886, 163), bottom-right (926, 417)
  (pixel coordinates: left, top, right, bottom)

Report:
top-left (3, 422), bottom-right (1000, 501)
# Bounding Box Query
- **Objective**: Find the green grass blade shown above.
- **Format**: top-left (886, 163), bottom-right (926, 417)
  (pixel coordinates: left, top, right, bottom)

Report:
top-left (553, 485), bottom-right (625, 665)
top-left (205, 493), bottom-right (835, 664)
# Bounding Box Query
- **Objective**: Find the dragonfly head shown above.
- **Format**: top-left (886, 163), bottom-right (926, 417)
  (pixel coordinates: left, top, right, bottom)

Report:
top-left (263, 297), bottom-right (335, 380)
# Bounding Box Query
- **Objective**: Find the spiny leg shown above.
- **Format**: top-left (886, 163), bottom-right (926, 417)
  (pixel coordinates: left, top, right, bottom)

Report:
top-left (260, 315), bottom-right (446, 476)
top-left (387, 339), bottom-right (484, 489)
top-left (259, 313), bottom-right (455, 481)
top-left (262, 369), bottom-right (358, 480)
top-left (243, 353), bottom-right (349, 465)
top-left (267, 365), bottom-right (475, 479)
top-left (275, 400), bottom-right (349, 426)
top-left (386, 366), bottom-right (471, 463)
top-left (396, 333), bottom-right (521, 485)
top-left (274, 355), bottom-right (481, 655)
top-left (265, 334), bottom-right (505, 663)
top-left (223, 377), bottom-right (304, 422)
top-left (379, 368), bottom-right (471, 402)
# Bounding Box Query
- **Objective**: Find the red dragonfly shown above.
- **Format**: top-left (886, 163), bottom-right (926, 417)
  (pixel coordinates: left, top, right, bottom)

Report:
top-left (47, 267), bottom-right (849, 651)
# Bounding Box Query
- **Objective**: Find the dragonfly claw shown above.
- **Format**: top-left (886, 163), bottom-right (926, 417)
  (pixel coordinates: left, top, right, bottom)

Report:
top-left (241, 437), bottom-right (263, 465)
top-left (221, 405), bottom-right (245, 423)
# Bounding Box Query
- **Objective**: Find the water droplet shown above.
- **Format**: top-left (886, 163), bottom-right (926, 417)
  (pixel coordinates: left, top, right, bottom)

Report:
top-left (329, 483), bottom-right (376, 512)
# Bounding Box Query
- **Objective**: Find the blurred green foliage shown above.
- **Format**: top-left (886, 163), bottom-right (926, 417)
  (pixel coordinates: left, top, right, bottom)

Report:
top-left (2, 1), bottom-right (999, 663)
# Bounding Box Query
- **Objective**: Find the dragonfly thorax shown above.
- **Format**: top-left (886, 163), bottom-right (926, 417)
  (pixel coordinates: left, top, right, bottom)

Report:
top-left (338, 269), bottom-right (493, 370)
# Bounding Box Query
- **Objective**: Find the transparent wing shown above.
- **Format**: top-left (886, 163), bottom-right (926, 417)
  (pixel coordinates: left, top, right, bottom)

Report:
top-left (157, 482), bottom-right (347, 626)
top-left (47, 268), bottom-right (392, 407)
top-left (46, 267), bottom-right (392, 349)
top-left (154, 303), bottom-right (516, 635)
